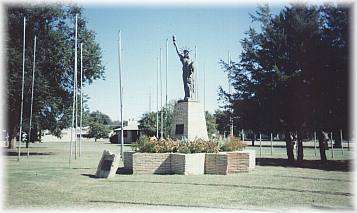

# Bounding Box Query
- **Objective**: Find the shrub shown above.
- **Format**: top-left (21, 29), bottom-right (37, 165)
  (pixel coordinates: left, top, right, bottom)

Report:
top-left (176, 138), bottom-right (219, 154)
top-left (132, 136), bottom-right (179, 153)
top-left (220, 136), bottom-right (246, 151)
top-left (132, 136), bottom-right (219, 153)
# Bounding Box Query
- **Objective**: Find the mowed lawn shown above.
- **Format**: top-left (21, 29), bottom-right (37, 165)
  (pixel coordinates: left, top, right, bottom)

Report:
top-left (3, 140), bottom-right (353, 210)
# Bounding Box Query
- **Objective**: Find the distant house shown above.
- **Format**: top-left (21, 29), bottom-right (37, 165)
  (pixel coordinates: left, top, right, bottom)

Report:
top-left (111, 119), bottom-right (140, 144)
top-left (42, 126), bottom-right (90, 142)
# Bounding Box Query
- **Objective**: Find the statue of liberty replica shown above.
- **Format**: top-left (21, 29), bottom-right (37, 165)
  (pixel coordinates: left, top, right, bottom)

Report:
top-left (172, 35), bottom-right (195, 100)
top-left (170, 35), bottom-right (208, 141)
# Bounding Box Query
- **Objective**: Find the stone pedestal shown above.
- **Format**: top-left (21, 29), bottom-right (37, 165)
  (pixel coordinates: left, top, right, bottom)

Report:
top-left (170, 100), bottom-right (208, 141)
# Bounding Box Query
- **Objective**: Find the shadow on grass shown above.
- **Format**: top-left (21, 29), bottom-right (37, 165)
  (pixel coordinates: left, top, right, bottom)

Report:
top-left (108, 180), bottom-right (352, 197)
top-left (256, 158), bottom-right (350, 172)
top-left (116, 167), bottom-right (133, 175)
top-left (272, 175), bottom-right (350, 182)
top-left (88, 200), bottom-right (244, 210)
top-left (81, 174), bottom-right (99, 179)
top-left (4, 150), bottom-right (54, 156)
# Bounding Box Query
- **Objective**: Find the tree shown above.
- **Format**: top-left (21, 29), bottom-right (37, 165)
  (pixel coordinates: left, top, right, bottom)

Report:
top-left (84, 110), bottom-right (112, 126)
top-left (219, 4), bottom-right (350, 162)
top-left (88, 121), bottom-right (110, 142)
top-left (214, 109), bottom-right (231, 136)
top-left (6, 5), bottom-right (105, 148)
top-left (205, 111), bottom-right (218, 138)
top-left (138, 101), bottom-right (175, 138)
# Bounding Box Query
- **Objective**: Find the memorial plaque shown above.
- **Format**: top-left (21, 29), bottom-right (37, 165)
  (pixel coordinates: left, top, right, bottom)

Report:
top-left (175, 124), bottom-right (184, 135)
top-left (95, 150), bottom-right (118, 178)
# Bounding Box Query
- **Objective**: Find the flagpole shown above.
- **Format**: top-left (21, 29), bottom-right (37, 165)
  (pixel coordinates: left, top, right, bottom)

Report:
top-left (69, 14), bottom-right (78, 167)
top-left (79, 42), bottom-right (83, 157)
top-left (28, 35), bottom-right (37, 158)
top-left (18, 16), bottom-right (26, 161)
top-left (156, 56), bottom-right (159, 139)
top-left (194, 46), bottom-right (198, 101)
top-left (203, 62), bottom-right (206, 112)
top-left (165, 39), bottom-right (168, 137)
top-left (118, 30), bottom-right (124, 159)
top-left (74, 14), bottom-right (78, 160)
top-left (228, 51), bottom-right (233, 137)
top-left (160, 48), bottom-right (163, 139)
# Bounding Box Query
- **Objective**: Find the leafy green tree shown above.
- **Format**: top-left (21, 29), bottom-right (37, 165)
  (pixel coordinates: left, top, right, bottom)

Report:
top-left (219, 4), bottom-right (350, 162)
top-left (6, 5), bottom-right (105, 148)
top-left (205, 111), bottom-right (218, 138)
top-left (138, 101), bottom-right (175, 138)
top-left (88, 121), bottom-right (110, 142)
top-left (84, 110), bottom-right (112, 126)
top-left (214, 110), bottom-right (229, 136)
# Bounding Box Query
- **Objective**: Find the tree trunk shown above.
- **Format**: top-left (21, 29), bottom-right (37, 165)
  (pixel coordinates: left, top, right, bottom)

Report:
top-left (252, 132), bottom-right (256, 146)
top-left (296, 131), bottom-right (304, 162)
top-left (317, 130), bottom-right (328, 162)
top-left (8, 126), bottom-right (17, 149)
top-left (333, 129), bottom-right (342, 148)
top-left (285, 131), bottom-right (295, 162)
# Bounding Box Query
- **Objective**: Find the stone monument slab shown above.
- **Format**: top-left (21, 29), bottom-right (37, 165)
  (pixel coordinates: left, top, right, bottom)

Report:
top-left (95, 150), bottom-right (118, 178)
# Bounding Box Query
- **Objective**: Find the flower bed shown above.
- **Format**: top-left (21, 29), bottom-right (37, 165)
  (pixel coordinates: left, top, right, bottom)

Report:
top-left (122, 136), bottom-right (254, 175)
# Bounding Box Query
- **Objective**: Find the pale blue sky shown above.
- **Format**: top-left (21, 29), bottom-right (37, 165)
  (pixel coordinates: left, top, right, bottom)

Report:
top-left (82, 5), bottom-right (282, 121)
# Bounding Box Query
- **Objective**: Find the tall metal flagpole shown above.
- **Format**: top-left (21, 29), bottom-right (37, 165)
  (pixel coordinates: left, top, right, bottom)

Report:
top-left (69, 14), bottom-right (78, 167)
top-left (228, 51), bottom-right (233, 137)
top-left (165, 39), bottom-right (168, 108)
top-left (28, 35), bottom-right (37, 158)
top-left (156, 56), bottom-right (159, 138)
top-left (160, 48), bottom-right (163, 139)
top-left (203, 63), bottom-right (206, 112)
top-left (79, 43), bottom-right (83, 157)
top-left (194, 46), bottom-right (198, 101)
top-left (18, 17), bottom-right (26, 161)
top-left (118, 31), bottom-right (124, 159)
top-left (165, 39), bottom-right (168, 137)
top-left (74, 14), bottom-right (78, 160)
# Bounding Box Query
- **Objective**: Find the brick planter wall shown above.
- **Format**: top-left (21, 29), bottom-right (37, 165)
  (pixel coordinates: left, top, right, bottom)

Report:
top-left (123, 151), bottom-right (134, 172)
top-left (171, 153), bottom-right (205, 175)
top-left (132, 153), bottom-right (172, 174)
top-left (205, 153), bottom-right (229, 175)
top-left (122, 150), bottom-right (255, 175)
top-left (205, 150), bottom-right (256, 175)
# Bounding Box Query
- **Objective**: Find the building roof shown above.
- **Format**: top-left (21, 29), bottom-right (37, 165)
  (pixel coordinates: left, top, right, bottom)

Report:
top-left (114, 119), bottom-right (139, 131)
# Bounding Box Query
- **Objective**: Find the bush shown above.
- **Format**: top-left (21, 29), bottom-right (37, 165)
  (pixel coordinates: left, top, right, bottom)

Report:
top-left (132, 136), bottom-right (219, 153)
top-left (132, 136), bottom-right (179, 153)
top-left (178, 139), bottom-right (219, 154)
top-left (220, 136), bottom-right (246, 152)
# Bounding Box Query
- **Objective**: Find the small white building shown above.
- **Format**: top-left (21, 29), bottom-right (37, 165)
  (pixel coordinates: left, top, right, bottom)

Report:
top-left (113, 119), bottom-right (140, 144)
top-left (42, 126), bottom-right (90, 142)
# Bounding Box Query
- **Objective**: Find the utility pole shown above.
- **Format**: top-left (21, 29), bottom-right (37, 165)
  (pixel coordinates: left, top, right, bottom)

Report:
top-left (18, 17), bottom-right (26, 161)
top-left (28, 35), bottom-right (37, 158)
top-left (118, 31), bottom-right (124, 159)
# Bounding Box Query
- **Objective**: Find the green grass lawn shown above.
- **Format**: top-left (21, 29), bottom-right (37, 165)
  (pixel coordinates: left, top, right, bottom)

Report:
top-left (3, 140), bottom-right (353, 210)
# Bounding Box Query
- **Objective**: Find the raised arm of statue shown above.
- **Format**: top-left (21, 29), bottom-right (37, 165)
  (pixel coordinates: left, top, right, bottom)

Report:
top-left (172, 35), bottom-right (182, 58)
